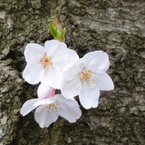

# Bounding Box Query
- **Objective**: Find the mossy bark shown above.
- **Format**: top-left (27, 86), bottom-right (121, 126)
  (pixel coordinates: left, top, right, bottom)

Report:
top-left (0, 0), bottom-right (145, 145)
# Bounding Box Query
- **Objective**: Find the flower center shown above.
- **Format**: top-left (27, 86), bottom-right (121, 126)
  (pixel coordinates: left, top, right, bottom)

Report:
top-left (45, 103), bottom-right (59, 112)
top-left (40, 53), bottom-right (52, 68)
top-left (80, 69), bottom-right (96, 83)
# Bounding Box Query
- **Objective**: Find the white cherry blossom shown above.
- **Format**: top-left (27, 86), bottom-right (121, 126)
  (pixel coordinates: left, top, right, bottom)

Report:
top-left (61, 51), bottom-right (114, 109)
top-left (22, 40), bottom-right (79, 89)
top-left (20, 84), bottom-right (82, 128)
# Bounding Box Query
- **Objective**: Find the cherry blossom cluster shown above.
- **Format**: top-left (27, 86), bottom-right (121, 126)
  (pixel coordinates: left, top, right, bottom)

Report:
top-left (20, 18), bottom-right (114, 128)
top-left (20, 40), bottom-right (114, 128)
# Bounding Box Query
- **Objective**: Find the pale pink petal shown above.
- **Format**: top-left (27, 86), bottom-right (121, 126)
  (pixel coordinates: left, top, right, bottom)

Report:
top-left (54, 95), bottom-right (78, 106)
top-left (79, 81), bottom-right (100, 109)
top-left (20, 99), bottom-right (38, 116)
top-left (34, 105), bottom-right (58, 128)
top-left (52, 49), bottom-right (79, 70)
top-left (44, 40), bottom-right (67, 57)
top-left (61, 76), bottom-right (81, 99)
top-left (23, 63), bottom-right (44, 84)
top-left (83, 51), bottom-right (110, 72)
top-left (33, 97), bottom-right (56, 106)
top-left (62, 59), bottom-right (85, 81)
top-left (94, 72), bottom-right (114, 91)
top-left (41, 65), bottom-right (62, 89)
top-left (56, 95), bottom-right (82, 122)
top-left (37, 83), bottom-right (54, 99)
top-left (62, 70), bottom-right (79, 82)
top-left (24, 43), bottom-right (45, 64)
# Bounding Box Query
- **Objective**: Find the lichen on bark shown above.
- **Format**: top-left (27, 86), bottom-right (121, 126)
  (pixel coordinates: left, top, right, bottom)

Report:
top-left (0, 0), bottom-right (145, 145)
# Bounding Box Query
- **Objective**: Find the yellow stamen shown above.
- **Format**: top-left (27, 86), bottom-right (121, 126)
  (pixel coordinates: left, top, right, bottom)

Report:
top-left (80, 69), bottom-right (96, 83)
top-left (45, 103), bottom-right (58, 112)
top-left (40, 53), bottom-right (52, 68)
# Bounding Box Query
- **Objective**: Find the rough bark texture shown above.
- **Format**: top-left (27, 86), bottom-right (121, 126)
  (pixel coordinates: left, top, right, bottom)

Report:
top-left (0, 0), bottom-right (145, 145)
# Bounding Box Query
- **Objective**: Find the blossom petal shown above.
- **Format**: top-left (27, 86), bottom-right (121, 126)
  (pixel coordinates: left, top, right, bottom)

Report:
top-left (95, 72), bottom-right (114, 91)
top-left (61, 76), bottom-right (81, 99)
top-left (37, 83), bottom-right (54, 99)
top-left (34, 105), bottom-right (58, 128)
top-left (20, 99), bottom-right (38, 116)
top-left (56, 95), bottom-right (82, 123)
top-left (41, 65), bottom-right (63, 89)
top-left (54, 94), bottom-right (77, 106)
top-left (44, 40), bottom-right (67, 57)
top-left (83, 51), bottom-right (110, 72)
top-left (52, 49), bottom-right (79, 70)
top-left (23, 63), bottom-right (44, 84)
top-left (62, 59), bottom-right (85, 81)
top-left (79, 81), bottom-right (100, 109)
top-left (24, 43), bottom-right (45, 64)
top-left (33, 97), bottom-right (56, 106)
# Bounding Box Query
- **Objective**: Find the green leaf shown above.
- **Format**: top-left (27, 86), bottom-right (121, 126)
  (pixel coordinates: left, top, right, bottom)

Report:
top-left (49, 24), bottom-right (57, 38)
top-left (62, 28), bottom-right (66, 37)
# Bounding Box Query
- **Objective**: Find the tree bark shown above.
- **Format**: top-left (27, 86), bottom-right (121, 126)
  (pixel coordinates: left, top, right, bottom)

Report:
top-left (1, 0), bottom-right (145, 144)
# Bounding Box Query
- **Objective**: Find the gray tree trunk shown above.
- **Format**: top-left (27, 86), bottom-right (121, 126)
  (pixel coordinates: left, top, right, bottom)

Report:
top-left (1, 0), bottom-right (145, 145)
